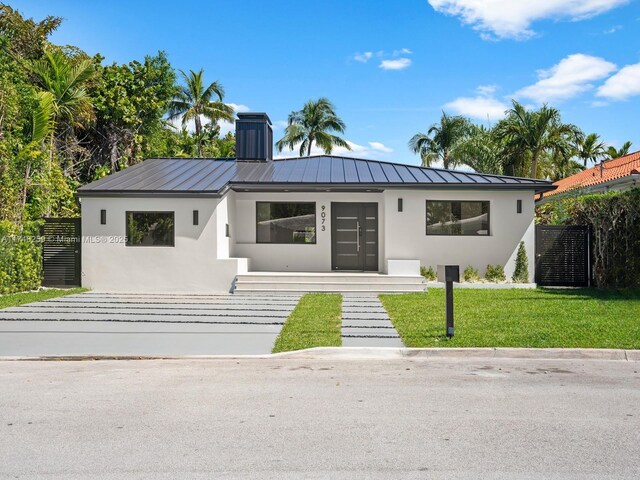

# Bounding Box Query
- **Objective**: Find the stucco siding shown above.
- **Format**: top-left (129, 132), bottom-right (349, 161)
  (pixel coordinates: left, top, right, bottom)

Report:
top-left (232, 191), bottom-right (384, 272)
top-left (80, 196), bottom-right (241, 293)
top-left (383, 189), bottom-right (535, 280)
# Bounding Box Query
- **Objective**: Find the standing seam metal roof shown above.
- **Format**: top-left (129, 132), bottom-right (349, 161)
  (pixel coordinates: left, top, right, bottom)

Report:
top-left (78, 155), bottom-right (556, 194)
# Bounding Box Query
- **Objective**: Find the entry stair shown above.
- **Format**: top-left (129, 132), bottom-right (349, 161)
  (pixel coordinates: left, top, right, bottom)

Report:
top-left (233, 272), bottom-right (426, 294)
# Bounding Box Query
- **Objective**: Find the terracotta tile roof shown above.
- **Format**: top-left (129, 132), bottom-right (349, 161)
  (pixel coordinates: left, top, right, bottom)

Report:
top-left (545, 150), bottom-right (640, 197)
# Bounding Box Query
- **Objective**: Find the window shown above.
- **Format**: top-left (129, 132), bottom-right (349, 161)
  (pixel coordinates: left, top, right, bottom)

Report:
top-left (126, 211), bottom-right (175, 246)
top-left (426, 201), bottom-right (489, 236)
top-left (256, 202), bottom-right (316, 244)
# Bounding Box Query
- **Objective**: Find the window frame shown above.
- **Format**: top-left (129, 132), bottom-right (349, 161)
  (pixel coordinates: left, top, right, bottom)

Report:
top-left (255, 201), bottom-right (317, 245)
top-left (425, 200), bottom-right (491, 237)
top-left (125, 211), bottom-right (176, 247)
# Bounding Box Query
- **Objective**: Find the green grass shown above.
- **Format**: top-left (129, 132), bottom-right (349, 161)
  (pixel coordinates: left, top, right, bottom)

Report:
top-left (272, 293), bottom-right (342, 353)
top-left (380, 288), bottom-right (640, 349)
top-left (0, 288), bottom-right (87, 309)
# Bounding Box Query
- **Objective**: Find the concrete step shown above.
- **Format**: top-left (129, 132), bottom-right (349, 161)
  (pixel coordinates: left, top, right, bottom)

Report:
top-left (236, 274), bottom-right (424, 284)
top-left (233, 284), bottom-right (426, 293)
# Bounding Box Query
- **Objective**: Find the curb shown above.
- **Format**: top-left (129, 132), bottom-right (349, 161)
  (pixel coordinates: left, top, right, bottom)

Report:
top-left (0, 347), bottom-right (638, 361)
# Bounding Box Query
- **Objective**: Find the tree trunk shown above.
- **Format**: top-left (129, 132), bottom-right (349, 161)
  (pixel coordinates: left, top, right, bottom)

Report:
top-left (531, 150), bottom-right (539, 178)
top-left (306, 136), bottom-right (313, 157)
top-left (443, 150), bottom-right (449, 170)
top-left (195, 115), bottom-right (203, 157)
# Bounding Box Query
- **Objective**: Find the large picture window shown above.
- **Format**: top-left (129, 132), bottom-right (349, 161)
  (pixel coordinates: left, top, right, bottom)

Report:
top-left (126, 211), bottom-right (175, 246)
top-left (256, 202), bottom-right (316, 244)
top-left (426, 201), bottom-right (489, 236)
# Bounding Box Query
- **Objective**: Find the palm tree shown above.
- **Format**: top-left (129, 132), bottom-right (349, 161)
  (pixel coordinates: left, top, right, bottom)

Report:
top-left (29, 50), bottom-right (95, 133)
top-left (450, 124), bottom-right (504, 175)
top-left (276, 98), bottom-right (350, 156)
top-left (495, 101), bottom-right (580, 178)
top-left (575, 133), bottom-right (607, 167)
top-left (409, 112), bottom-right (470, 169)
top-left (168, 69), bottom-right (234, 157)
top-left (29, 50), bottom-right (94, 214)
top-left (606, 141), bottom-right (632, 159)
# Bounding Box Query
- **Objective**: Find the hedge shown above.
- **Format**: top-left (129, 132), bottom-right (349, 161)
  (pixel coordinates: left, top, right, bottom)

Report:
top-left (0, 220), bottom-right (42, 294)
top-left (536, 188), bottom-right (640, 288)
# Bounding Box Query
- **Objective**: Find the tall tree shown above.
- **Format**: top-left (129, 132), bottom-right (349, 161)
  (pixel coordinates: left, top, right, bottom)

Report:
top-left (276, 97), bottom-right (350, 157)
top-left (409, 112), bottom-right (470, 169)
top-left (0, 4), bottom-right (61, 59)
top-left (167, 69), bottom-right (233, 157)
top-left (450, 124), bottom-right (504, 175)
top-left (575, 133), bottom-right (607, 167)
top-left (606, 141), bottom-right (632, 159)
top-left (495, 101), bottom-right (580, 178)
top-left (90, 51), bottom-right (176, 173)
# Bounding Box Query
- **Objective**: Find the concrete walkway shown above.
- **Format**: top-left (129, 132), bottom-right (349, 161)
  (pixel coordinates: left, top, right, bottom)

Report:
top-left (0, 292), bottom-right (301, 356)
top-left (340, 294), bottom-right (404, 347)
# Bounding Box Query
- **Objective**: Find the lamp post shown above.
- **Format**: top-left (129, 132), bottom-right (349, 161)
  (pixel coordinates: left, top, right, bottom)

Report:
top-left (437, 265), bottom-right (459, 338)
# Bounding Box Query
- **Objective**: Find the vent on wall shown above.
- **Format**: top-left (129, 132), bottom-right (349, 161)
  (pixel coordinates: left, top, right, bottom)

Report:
top-left (517, 200), bottom-right (522, 214)
top-left (193, 210), bottom-right (199, 225)
top-left (100, 209), bottom-right (106, 225)
top-left (398, 198), bottom-right (403, 212)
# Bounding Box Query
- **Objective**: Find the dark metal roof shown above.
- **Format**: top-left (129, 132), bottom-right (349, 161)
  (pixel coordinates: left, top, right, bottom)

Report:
top-left (78, 156), bottom-right (556, 196)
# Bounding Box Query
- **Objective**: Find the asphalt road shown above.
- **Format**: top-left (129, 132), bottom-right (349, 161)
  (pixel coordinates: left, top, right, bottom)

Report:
top-left (1, 356), bottom-right (639, 479)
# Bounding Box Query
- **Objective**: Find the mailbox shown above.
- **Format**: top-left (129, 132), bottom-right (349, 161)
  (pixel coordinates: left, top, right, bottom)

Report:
top-left (437, 265), bottom-right (459, 283)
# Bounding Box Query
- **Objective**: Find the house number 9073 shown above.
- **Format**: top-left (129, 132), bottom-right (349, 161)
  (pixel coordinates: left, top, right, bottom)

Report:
top-left (321, 205), bottom-right (326, 231)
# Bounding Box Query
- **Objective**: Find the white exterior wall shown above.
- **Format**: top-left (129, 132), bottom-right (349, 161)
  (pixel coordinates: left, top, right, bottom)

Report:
top-left (80, 187), bottom-right (536, 293)
top-left (231, 191), bottom-right (384, 271)
top-left (80, 196), bottom-right (243, 293)
top-left (383, 189), bottom-right (535, 279)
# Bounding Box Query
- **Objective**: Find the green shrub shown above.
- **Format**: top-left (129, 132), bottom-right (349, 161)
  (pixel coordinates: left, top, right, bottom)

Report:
top-left (420, 265), bottom-right (437, 281)
top-left (485, 264), bottom-right (506, 282)
top-left (463, 265), bottom-right (480, 282)
top-left (512, 241), bottom-right (529, 283)
top-left (0, 220), bottom-right (42, 294)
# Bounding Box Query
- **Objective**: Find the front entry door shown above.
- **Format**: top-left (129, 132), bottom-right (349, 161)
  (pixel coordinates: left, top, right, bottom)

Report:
top-left (331, 203), bottom-right (378, 271)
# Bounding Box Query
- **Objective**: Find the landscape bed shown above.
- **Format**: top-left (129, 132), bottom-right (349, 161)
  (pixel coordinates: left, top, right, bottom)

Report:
top-left (380, 288), bottom-right (640, 349)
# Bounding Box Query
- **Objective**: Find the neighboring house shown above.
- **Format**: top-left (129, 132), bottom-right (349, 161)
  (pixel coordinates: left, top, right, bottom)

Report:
top-left (538, 150), bottom-right (640, 204)
top-left (77, 113), bottom-right (555, 293)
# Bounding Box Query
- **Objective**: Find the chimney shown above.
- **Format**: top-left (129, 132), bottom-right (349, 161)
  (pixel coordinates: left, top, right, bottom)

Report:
top-left (235, 113), bottom-right (273, 162)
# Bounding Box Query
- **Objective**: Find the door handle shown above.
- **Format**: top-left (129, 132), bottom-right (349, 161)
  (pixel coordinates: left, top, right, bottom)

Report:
top-left (356, 221), bottom-right (361, 252)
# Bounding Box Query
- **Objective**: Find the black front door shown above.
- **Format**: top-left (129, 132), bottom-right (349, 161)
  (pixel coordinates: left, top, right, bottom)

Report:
top-left (331, 203), bottom-right (378, 271)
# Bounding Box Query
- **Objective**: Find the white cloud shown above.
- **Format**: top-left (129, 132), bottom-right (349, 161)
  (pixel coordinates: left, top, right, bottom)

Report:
top-left (603, 24), bottom-right (623, 34)
top-left (272, 119), bottom-right (289, 131)
top-left (227, 103), bottom-right (250, 113)
top-left (444, 95), bottom-right (508, 121)
top-left (597, 63), bottom-right (640, 100)
top-left (275, 140), bottom-right (393, 160)
top-left (379, 58), bottom-right (412, 70)
top-left (428, 0), bottom-right (629, 40)
top-left (368, 141), bottom-right (393, 153)
top-left (392, 48), bottom-right (413, 56)
top-left (476, 84), bottom-right (498, 96)
top-left (354, 51), bottom-right (373, 63)
top-left (515, 54), bottom-right (616, 103)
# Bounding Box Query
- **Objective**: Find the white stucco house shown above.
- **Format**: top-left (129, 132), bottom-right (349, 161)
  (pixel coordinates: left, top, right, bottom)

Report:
top-left (77, 113), bottom-right (555, 293)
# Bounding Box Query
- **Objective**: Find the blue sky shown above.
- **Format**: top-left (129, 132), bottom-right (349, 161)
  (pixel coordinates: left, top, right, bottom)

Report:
top-left (12, 0), bottom-right (640, 166)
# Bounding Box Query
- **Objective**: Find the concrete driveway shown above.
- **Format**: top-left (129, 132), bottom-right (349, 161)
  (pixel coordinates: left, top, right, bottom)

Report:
top-left (0, 292), bottom-right (301, 356)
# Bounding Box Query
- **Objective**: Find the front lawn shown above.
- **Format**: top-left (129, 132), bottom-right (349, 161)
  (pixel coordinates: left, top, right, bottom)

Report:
top-left (380, 288), bottom-right (640, 349)
top-left (272, 293), bottom-right (342, 353)
top-left (0, 288), bottom-right (87, 310)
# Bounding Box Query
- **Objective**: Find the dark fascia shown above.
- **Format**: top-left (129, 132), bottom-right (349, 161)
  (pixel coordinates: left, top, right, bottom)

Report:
top-left (76, 182), bottom-right (556, 198)
top-left (228, 182), bottom-right (557, 194)
top-left (75, 191), bottom-right (223, 199)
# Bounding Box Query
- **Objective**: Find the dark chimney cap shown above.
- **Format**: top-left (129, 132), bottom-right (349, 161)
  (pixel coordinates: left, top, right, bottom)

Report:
top-left (236, 112), bottom-right (272, 125)
top-left (235, 112), bottom-right (273, 162)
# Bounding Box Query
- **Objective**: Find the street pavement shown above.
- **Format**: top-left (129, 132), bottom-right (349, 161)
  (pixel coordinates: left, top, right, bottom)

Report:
top-left (1, 356), bottom-right (638, 479)
top-left (0, 292), bottom-right (301, 356)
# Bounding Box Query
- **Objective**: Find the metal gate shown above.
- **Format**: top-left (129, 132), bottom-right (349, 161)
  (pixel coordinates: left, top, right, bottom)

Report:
top-left (535, 225), bottom-right (591, 287)
top-left (41, 218), bottom-right (81, 287)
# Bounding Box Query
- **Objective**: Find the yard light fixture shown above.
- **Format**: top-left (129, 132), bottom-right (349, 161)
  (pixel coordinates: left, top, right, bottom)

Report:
top-left (437, 265), bottom-right (459, 338)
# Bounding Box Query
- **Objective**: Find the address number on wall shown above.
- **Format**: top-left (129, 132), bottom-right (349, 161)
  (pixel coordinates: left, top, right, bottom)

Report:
top-left (321, 205), bottom-right (326, 231)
